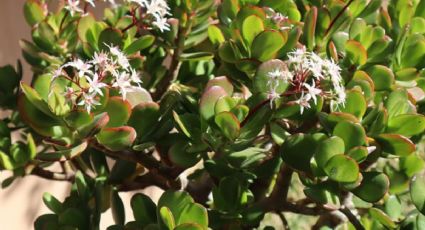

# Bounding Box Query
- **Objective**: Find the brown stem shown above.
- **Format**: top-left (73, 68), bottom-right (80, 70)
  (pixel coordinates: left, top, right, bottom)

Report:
top-left (31, 167), bottom-right (74, 181)
top-left (152, 16), bottom-right (192, 100)
top-left (118, 171), bottom-right (172, 191)
top-left (340, 192), bottom-right (365, 230)
top-left (340, 207), bottom-right (365, 230)
top-left (324, 0), bottom-right (355, 36)
top-left (90, 141), bottom-right (180, 188)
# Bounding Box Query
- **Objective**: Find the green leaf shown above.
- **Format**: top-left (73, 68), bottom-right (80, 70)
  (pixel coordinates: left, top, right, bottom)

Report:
top-left (303, 7), bottom-right (317, 50)
top-left (353, 171), bottom-right (389, 203)
top-left (304, 183), bottom-right (340, 207)
top-left (384, 195), bottom-right (402, 220)
top-left (199, 86), bottom-right (228, 121)
top-left (346, 146), bottom-right (368, 163)
top-left (96, 126), bottom-right (136, 151)
top-left (207, 25), bottom-right (225, 45)
top-left (37, 141), bottom-right (88, 162)
top-left (345, 40), bottom-right (368, 66)
top-left (366, 65), bottom-right (395, 91)
top-left (172, 112), bottom-right (200, 139)
top-left (179, 52), bottom-right (214, 61)
top-left (168, 142), bottom-right (200, 168)
top-left (174, 223), bottom-right (204, 230)
top-left (131, 193), bottom-right (157, 226)
top-left (157, 191), bottom-right (194, 228)
top-left (387, 114), bottom-right (425, 137)
top-left (104, 97), bottom-right (132, 128)
top-left (98, 28), bottom-right (123, 51)
top-left (227, 147), bottom-right (266, 168)
top-left (336, 90), bottom-right (367, 119)
top-left (78, 112), bottom-right (110, 138)
top-left (178, 203), bottom-right (208, 228)
top-left (242, 15), bottom-right (264, 46)
top-left (23, 0), bottom-right (45, 26)
top-left (20, 82), bottom-right (55, 117)
top-left (27, 133), bottom-right (37, 159)
top-left (214, 96), bottom-right (237, 114)
top-left (411, 173), bottom-right (425, 215)
top-left (0, 150), bottom-right (14, 170)
top-left (375, 134), bottom-right (415, 157)
top-left (127, 102), bottom-right (160, 141)
top-left (385, 89), bottom-right (412, 119)
top-left (214, 112), bottom-right (240, 141)
top-left (315, 136), bottom-right (345, 169)
top-left (43, 192), bottom-right (62, 214)
top-left (401, 153), bottom-right (425, 177)
top-left (251, 30), bottom-right (285, 62)
top-left (333, 121), bottom-right (366, 150)
top-left (124, 35), bottom-right (155, 55)
top-left (324, 155), bottom-right (359, 183)
top-left (78, 14), bottom-right (96, 43)
top-left (159, 207), bottom-right (175, 230)
top-left (369, 207), bottom-right (397, 229)
top-left (111, 189), bottom-right (125, 226)
top-left (34, 214), bottom-right (59, 230)
top-left (280, 134), bottom-right (318, 172)
top-left (206, 76), bottom-right (234, 96)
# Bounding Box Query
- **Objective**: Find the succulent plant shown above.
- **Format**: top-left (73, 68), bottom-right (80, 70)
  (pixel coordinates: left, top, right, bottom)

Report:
top-left (1, 0), bottom-right (425, 229)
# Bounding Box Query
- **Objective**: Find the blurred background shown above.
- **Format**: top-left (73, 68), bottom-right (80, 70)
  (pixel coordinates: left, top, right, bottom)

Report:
top-left (0, 1), bottom-right (161, 229)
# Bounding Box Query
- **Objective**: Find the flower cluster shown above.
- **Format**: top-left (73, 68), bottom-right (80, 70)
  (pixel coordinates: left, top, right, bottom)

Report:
top-left (127, 0), bottom-right (171, 32)
top-left (266, 8), bottom-right (293, 31)
top-left (52, 45), bottom-right (143, 113)
top-left (64, 0), bottom-right (117, 16)
top-left (267, 48), bottom-right (346, 114)
top-left (64, 0), bottom-right (171, 32)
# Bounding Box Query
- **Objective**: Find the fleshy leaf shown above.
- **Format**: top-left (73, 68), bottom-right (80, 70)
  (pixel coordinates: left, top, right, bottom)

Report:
top-left (96, 126), bottom-right (136, 151)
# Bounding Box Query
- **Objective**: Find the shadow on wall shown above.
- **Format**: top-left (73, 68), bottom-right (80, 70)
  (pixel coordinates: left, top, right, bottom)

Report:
top-left (0, 1), bottom-right (162, 229)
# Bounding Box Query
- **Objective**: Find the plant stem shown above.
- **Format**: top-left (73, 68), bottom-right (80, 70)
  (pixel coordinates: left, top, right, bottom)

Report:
top-left (324, 0), bottom-right (355, 36)
top-left (90, 141), bottom-right (180, 188)
top-left (340, 207), bottom-right (365, 230)
top-left (153, 16), bottom-right (192, 100)
top-left (31, 166), bottom-right (74, 181)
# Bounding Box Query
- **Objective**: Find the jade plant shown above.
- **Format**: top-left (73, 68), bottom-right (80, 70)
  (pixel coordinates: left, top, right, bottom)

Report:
top-left (2, 0), bottom-right (425, 229)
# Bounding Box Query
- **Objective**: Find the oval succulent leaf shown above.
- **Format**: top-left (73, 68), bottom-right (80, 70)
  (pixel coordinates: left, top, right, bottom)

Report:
top-left (375, 134), bottom-right (415, 157)
top-left (324, 154), bottom-right (359, 183)
top-left (96, 126), bottom-right (137, 151)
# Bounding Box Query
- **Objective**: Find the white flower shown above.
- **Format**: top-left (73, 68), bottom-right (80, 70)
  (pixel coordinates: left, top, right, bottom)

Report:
top-left (65, 0), bottom-right (84, 16)
top-left (63, 87), bottom-right (75, 103)
top-left (270, 13), bottom-right (288, 24)
top-left (268, 88), bottom-right (280, 107)
top-left (268, 68), bottom-right (293, 82)
top-left (307, 52), bottom-right (324, 79)
top-left (113, 72), bottom-right (138, 100)
top-left (287, 47), bottom-right (307, 71)
top-left (152, 17), bottom-right (170, 32)
top-left (107, 44), bottom-right (130, 70)
top-left (295, 93), bottom-right (312, 114)
top-left (92, 51), bottom-right (109, 68)
top-left (104, 62), bottom-right (119, 76)
top-left (65, 59), bottom-right (93, 78)
top-left (129, 68), bottom-right (142, 85)
top-left (146, 0), bottom-right (170, 18)
top-left (303, 81), bottom-right (322, 104)
top-left (78, 93), bottom-right (100, 113)
top-left (86, 73), bottom-right (107, 96)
